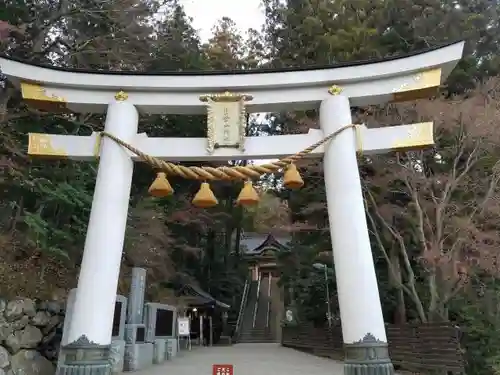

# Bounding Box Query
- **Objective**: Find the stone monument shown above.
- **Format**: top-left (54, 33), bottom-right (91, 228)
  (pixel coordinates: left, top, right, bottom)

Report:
top-left (144, 302), bottom-right (177, 363)
top-left (123, 268), bottom-right (153, 371)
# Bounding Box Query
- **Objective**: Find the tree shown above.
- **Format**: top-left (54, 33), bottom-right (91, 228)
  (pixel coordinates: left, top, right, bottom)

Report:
top-left (203, 17), bottom-right (265, 70)
top-left (148, 0), bottom-right (207, 72)
top-left (262, 0), bottom-right (500, 89)
top-left (0, 1), bottom-right (254, 300)
top-left (364, 79), bottom-right (500, 322)
top-left (244, 192), bottom-right (291, 233)
top-left (262, 0), bottom-right (384, 67)
top-left (204, 17), bottom-right (248, 70)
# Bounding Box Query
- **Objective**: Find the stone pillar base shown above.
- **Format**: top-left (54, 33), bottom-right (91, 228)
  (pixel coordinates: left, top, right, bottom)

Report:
top-left (110, 339), bottom-right (125, 374)
top-left (344, 362), bottom-right (394, 375)
top-left (57, 363), bottom-right (111, 375)
top-left (57, 335), bottom-right (112, 375)
top-left (344, 333), bottom-right (394, 375)
top-left (166, 338), bottom-right (178, 359)
top-left (153, 339), bottom-right (166, 364)
top-left (123, 343), bottom-right (154, 371)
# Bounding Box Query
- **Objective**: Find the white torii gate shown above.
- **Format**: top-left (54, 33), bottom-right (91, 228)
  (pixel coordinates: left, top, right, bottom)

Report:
top-left (0, 40), bottom-right (464, 375)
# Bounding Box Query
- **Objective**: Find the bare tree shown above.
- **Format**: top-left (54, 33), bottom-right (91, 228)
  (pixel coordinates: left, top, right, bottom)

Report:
top-left (364, 79), bottom-right (500, 322)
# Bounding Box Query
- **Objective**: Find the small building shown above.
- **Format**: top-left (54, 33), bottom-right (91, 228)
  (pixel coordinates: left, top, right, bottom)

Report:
top-left (181, 283), bottom-right (231, 345)
top-left (237, 232), bottom-right (290, 343)
top-left (240, 232), bottom-right (290, 280)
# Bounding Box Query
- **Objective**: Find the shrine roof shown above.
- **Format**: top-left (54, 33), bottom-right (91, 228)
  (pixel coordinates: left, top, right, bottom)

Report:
top-left (177, 282), bottom-right (230, 310)
top-left (240, 232), bottom-right (291, 256)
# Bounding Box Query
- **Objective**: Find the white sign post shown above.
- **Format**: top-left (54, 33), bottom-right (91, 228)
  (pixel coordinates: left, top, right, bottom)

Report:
top-left (177, 317), bottom-right (191, 351)
top-left (0, 40), bottom-right (464, 375)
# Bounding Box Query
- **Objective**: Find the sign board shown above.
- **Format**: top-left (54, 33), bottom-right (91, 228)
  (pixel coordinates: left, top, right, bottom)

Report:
top-left (212, 101), bottom-right (242, 149)
top-left (200, 92), bottom-right (252, 154)
top-left (177, 317), bottom-right (190, 337)
top-left (213, 364), bottom-right (233, 375)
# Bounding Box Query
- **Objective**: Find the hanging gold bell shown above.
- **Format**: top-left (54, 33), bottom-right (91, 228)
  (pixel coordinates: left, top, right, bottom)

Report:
top-left (148, 172), bottom-right (174, 197)
top-left (192, 182), bottom-right (218, 208)
top-left (283, 163), bottom-right (304, 189)
top-left (236, 181), bottom-right (260, 207)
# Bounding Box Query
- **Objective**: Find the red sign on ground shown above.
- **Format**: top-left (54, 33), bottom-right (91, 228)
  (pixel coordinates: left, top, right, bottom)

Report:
top-left (213, 364), bottom-right (234, 375)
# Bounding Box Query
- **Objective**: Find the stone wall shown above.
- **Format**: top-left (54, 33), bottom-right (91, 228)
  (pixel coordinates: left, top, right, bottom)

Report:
top-left (0, 297), bottom-right (64, 375)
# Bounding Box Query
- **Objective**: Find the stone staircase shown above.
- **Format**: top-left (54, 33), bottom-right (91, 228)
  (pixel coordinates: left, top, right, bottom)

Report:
top-left (239, 327), bottom-right (275, 343)
top-left (237, 277), bottom-right (276, 343)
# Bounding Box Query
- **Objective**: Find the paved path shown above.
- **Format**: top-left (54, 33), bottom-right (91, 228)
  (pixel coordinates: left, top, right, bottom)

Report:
top-left (133, 343), bottom-right (345, 375)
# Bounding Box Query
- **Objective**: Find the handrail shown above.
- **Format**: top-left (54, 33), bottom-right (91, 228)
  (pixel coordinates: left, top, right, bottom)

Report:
top-left (266, 274), bottom-right (272, 329)
top-left (235, 278), bottom-right (250, 339)
top-left (252, 273), bottom-right (261, 328)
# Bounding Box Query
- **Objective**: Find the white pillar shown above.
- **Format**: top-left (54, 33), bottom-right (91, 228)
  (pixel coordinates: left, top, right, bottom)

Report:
top-left (67, 100), bottom-right (138, 345)
top-left (319, 94), bottom-right (387, 343)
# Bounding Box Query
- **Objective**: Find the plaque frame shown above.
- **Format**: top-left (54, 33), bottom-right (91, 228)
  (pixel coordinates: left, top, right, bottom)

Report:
top-left (200, 92), bottom-right (253, 154)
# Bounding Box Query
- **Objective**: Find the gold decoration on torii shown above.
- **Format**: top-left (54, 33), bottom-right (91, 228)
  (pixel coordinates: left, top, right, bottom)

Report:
top-left (328, 85), bottom-right (343, 96)
top-left (114, 91), bottom-right (129, 101)
top-left (20, 82), bottom-right (67, 112)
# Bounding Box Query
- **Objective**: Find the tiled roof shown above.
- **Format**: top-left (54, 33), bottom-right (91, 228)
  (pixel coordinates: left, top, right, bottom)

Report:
top-left (240, 232), bottom-right (291, 255)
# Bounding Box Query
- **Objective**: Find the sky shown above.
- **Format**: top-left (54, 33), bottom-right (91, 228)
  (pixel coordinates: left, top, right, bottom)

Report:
top-left (179, 0), bottom-right (271, 164)
top-left (180, 0), bottom-right (265, 42)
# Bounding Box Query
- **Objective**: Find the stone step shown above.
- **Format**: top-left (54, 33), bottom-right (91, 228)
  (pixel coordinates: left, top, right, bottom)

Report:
top-left (239, 340), bottom-right (274, 343)
top-left (241, 328), bottom-right (271, 333)
top-left (239, 338), bottom-right (276, 343)
top-left (239, 336), bottom-right (275, 340)
top-left (240, 332), bottom-right (272, 336)
top-left (246, 327), bottom-right (274, 333)
top-left (240, 332), bottom-right (271, 336)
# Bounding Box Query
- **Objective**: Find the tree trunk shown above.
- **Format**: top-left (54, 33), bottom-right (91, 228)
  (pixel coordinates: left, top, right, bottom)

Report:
top-left (389, 246), bottom-right (406, 324)
top-left (427, 273), bottom-right (442, 321)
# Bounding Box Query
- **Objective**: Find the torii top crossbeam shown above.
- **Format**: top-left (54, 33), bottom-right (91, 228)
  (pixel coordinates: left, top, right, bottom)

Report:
top-left (0, 41), bottom-right (463, 114)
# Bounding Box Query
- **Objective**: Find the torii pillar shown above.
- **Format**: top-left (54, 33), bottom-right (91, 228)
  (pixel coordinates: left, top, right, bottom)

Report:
top-left (58, 95), bottom-right (139, 374)
top-left (321, 90), bottom-right (392, 374)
